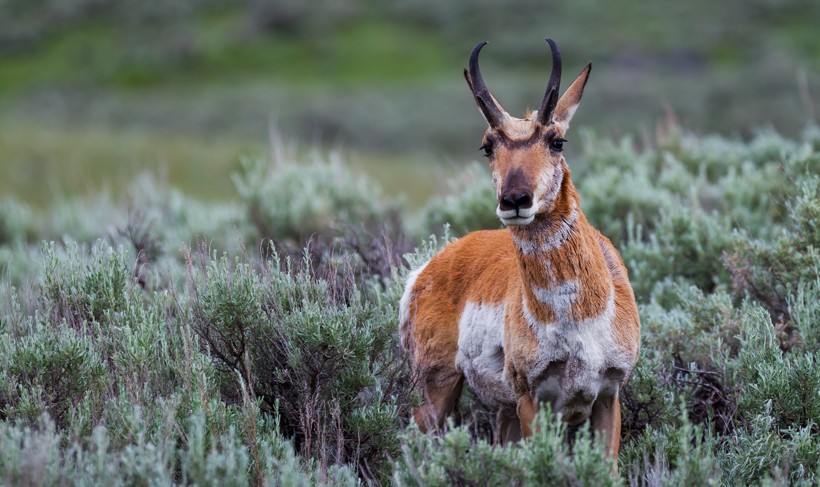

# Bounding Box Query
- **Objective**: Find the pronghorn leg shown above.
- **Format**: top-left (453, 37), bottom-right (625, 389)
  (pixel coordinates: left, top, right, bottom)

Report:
top-left (497, 408), bottom-right (522, 444)
top-left (517, 395), bottom-right (538, 438)
top-left (413, 373), bottom-right (465, 432)
top-left (590, 395), bottom-right (621, 468)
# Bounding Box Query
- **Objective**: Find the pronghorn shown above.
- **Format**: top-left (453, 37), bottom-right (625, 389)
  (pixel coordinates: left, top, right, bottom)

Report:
top-left (399, 39), bottom-right (640, 460)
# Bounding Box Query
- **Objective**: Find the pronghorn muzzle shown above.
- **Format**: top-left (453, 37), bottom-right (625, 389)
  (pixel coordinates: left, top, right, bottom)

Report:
top-left (499, 168), bottom-right (533, 212)
top-left (497, 168), bottom-right (536, 224)
top-left (499, 192), bottom-right (533, 213)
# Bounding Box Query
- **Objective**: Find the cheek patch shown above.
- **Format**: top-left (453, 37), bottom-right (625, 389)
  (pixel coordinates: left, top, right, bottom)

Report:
top-left (536, 164), bottom-right (564, 210)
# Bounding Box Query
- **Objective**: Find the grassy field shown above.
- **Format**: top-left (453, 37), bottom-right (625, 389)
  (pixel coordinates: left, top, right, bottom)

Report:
top-left (1, 0), bottom-right (818, 207)
top-left (0, 123), bottom-right (818, 485)
top-left (0, 118), bottom-right (443, 208)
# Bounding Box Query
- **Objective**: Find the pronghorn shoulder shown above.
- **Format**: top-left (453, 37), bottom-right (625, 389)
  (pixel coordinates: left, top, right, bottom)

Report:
top-left (424, 229), bottom-right (517, 269)
top-left (410, 229), bottom-right (518, 303)
top-left (592, 229), bottom-right (628, 283)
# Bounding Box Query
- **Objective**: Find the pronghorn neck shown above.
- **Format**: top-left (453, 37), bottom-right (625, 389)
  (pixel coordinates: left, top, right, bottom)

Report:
top-left (509, 169), bottom-right (611, 325)
top-left (508, 164), bottom-right (582, 256)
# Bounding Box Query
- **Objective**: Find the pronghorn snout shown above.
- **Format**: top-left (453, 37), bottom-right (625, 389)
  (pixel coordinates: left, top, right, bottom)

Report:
top-left (498, 168), bottom-right (533, 213)
top-left (496, 188), bottom-right (536, 225)
top-left (496, 168), bottom-right (537, 225)
top-left (499, 191), bottom-right (533, 213)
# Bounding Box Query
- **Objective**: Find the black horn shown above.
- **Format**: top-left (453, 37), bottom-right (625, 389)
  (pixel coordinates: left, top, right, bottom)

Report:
top-left (536, 38), bottom-right (562, 125)
top-left (466, 41), bottom-right (505, 128)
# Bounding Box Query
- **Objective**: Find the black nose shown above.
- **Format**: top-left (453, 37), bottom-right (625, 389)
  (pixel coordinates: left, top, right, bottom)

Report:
top-left (499, 192), bottom-right (533, 212)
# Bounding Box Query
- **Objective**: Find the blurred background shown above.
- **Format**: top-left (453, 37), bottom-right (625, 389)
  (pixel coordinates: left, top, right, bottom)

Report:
top-left (1, 0), bottom-right (818, 207)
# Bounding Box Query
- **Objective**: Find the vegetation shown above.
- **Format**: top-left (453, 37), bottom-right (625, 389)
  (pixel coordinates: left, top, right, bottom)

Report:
top-left (2, 4), bottom-right (817, 484)
top-left (0, 122), bottom-right (818, 485)
top-left (1, 0), bottom-right (818, 206)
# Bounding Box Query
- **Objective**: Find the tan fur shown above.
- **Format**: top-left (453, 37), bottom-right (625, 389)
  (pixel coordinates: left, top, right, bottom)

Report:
top-left (400, 44), bottom-right (640, 466)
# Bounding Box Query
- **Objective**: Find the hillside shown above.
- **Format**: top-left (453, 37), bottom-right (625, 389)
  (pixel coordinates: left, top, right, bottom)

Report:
top-left (2, 0), bottom-right (819, 207)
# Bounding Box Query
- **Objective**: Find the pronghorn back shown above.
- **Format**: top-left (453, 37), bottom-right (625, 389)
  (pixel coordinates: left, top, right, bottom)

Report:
top-left (399, 38), bottom-right (640, 460)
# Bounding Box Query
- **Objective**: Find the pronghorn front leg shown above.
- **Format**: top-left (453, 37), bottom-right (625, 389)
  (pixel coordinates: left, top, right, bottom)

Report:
top-left (413, 373), bottom-right (465, 432)
top-left (517, 394), bottom-right (538, 438)
top-left (590, 394), bottom-right (622, 462)
top-left (497, 408), bottom-right (523, 443)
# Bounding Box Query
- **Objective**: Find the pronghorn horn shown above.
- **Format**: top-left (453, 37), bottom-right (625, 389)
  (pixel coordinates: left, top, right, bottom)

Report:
top-left (537, 38), bottom-right (562, 126)
top-left (467, 41), bottom-right (505, 128)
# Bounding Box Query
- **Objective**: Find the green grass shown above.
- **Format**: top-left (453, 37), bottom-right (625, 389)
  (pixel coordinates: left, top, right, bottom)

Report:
top-left (0, 119), bottom-right (253, 206)
top-left (0, 9), bottom-right (456, 94)
top-left (0, 118), bottom-right (445, 209)
top-left (1, 1), bottom-right (818, 210)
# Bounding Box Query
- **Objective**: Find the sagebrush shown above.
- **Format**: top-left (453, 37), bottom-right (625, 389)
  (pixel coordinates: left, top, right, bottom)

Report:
top-left (0, 126), bottom-right (818, 485)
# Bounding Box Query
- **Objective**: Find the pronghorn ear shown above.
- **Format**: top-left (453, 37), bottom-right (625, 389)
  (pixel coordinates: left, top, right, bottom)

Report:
top-left (553, 63), bottom-right (591, 132)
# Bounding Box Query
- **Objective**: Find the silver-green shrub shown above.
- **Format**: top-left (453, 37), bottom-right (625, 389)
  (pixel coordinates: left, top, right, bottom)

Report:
top-left (724, 176), bottom-right (820, 321)
top-left (186, 247), bottom-right (413, 483)
top-left (394, 410), bottom-right (618, 487)
top-left (417, 161), bottom-right (499, 238)
top-left (234, 149), bottom-right (400, 245)
top-left (0, 127), bottom-right (818, 485)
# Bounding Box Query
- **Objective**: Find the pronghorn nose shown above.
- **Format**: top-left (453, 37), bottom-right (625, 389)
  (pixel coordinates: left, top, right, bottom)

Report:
top-left (499, 192), bottom-right (533, 212)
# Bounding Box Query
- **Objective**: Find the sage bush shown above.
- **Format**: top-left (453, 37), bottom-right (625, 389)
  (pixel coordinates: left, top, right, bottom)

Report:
top-left (0, 125), bottom-right (817, 485)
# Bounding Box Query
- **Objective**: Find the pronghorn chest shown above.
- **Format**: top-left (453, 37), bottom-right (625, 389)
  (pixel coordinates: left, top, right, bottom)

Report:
top-left (517, 282), bottom-right (633, 415)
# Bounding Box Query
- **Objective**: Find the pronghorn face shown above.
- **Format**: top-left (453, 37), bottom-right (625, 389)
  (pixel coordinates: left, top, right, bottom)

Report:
top-left (464, 39), bottom-right (591, 227)
top-left (481, 119), bottom-right (567, 226)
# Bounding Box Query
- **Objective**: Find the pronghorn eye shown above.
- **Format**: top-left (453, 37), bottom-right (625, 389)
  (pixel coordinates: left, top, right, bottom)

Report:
top-left (480, 143), bottom-right (493, 158)
top-left (550, 138), bottom-right (566, 152)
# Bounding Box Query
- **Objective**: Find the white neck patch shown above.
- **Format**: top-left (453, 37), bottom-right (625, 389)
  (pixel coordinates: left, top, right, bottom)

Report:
top-left (532, 280), bottom-right (580, 318)
top-left (511, 201), bottom-right (579, 255)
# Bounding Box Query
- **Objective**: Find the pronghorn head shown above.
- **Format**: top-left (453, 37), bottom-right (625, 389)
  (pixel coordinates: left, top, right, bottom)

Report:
top-left (464, 39), bottom-right (591, 227)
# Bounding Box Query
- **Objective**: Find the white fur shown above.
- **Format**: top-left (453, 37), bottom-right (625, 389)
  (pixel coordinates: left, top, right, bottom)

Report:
top-left (535, 164), bottom-right (564, 211)
top-left (511, 235), bottom-right (539, 254)
top-left (398, 261), bottom-right (429, 360)
top-left (497, 208), bottom-right (536, 226)
top-left (532, 281), bottom-right (579, 317)
top-left (511, 202), bottom-right (579, 255)
top-left (456, 302), bottom-right (517, 408)
top-left (522, 284), bottom-right (633, 416)
top-left (554, 104), bottom-right (579, 132)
